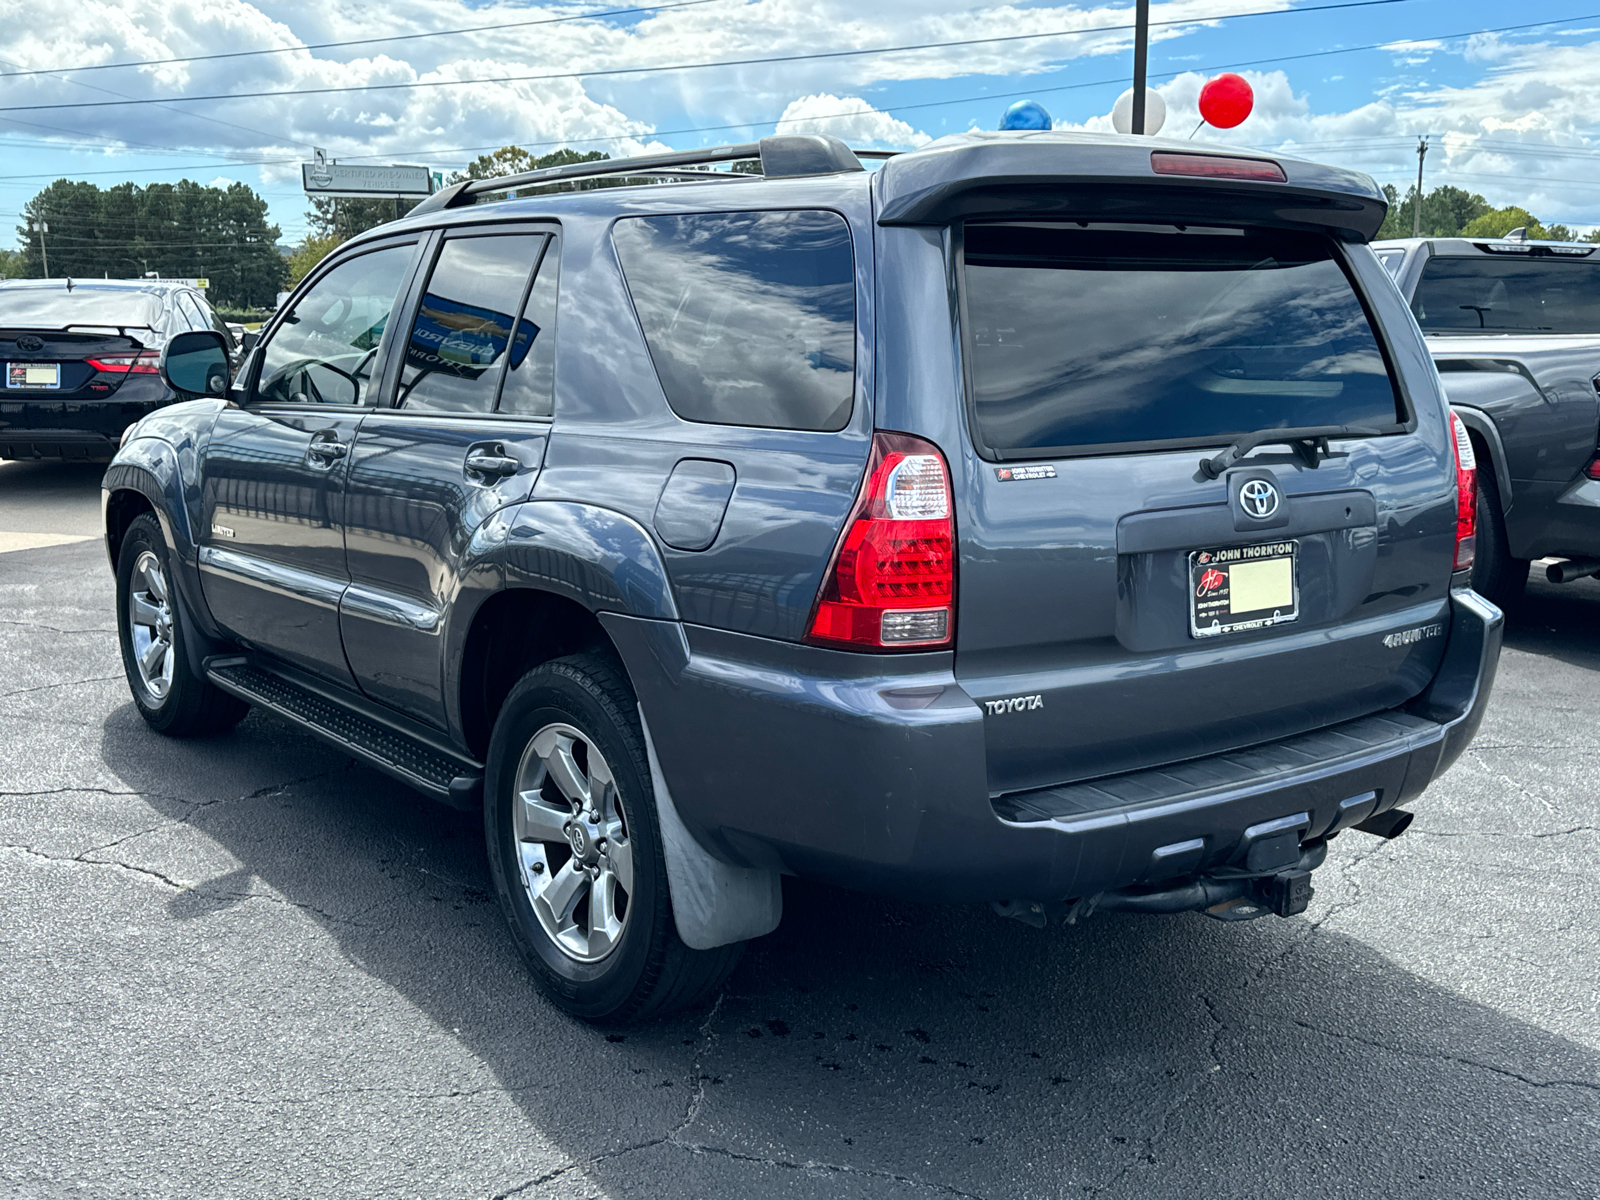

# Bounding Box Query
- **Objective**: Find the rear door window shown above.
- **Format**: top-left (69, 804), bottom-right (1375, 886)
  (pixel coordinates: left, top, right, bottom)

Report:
top-left (1411, 253), bottom-right (1600, 333)
top-left (961, 223), bottom-right (1403, 458)
top-left (612, 209), bottom-right (855, 431)
top-left (397, 232), bottom-right (547, 414)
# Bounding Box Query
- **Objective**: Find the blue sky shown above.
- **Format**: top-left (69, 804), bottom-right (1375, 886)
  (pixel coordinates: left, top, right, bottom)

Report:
top-left (0, 0), bottom-right (1596, 246)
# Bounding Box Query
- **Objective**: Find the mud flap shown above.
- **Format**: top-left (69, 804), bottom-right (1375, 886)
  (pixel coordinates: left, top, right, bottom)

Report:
top-left (639, 708), bottom-right (782, 951)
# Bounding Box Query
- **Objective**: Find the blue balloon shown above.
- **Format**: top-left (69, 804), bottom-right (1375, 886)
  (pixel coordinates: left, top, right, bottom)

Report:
top-left (1000, 100), bottom-right (1053, 131)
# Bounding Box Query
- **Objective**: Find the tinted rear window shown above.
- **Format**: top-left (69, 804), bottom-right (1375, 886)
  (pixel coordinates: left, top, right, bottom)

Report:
top-left (1411, 254), bottom-right (1600, 334)
top-left (962, 224), bottom-right (1402, 457)
top-left (0, 288), bottom-right (163, 330)
top-left (613, 210), bottom-right (855, 431)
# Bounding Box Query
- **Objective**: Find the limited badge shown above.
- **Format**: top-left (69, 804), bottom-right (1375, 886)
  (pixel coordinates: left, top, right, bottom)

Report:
top-left (995, 464), bottom-right (1056, 481)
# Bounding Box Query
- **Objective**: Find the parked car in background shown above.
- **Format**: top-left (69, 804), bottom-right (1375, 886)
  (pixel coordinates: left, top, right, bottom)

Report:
top-left (0, 278), bottom-right (235, 461)
top-left (104, 132), bottom-right (1500, 1024)
top-left (1374, 233), bottom-right (1600, 606)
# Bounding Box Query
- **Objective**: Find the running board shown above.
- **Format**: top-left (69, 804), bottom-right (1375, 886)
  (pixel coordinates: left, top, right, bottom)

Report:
top-left (204, 657), bottom-right (483, 809)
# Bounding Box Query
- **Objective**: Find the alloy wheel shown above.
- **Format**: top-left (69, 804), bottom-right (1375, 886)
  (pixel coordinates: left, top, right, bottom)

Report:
top-left (511, 722), bottom-right (634, 963)
top-left (128, 551), bottom-right (175, 702)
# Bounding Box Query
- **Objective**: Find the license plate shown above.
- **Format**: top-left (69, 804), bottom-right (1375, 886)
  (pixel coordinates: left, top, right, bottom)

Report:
top-left (7, 362), bottom-right (59, 389)
top-left (1189, 541), bottom-right (1299, 638)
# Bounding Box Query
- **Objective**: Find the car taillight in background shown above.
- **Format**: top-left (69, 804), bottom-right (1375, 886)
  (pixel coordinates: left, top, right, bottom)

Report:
top-left (806, 431), bottom-right (955, 651)
top-left (1450, 410), bottom-right (1477, 572)
top-left (86, 351), bottom-right (160, 375)
top-left (1586, 455), bottom-right (1600, 482)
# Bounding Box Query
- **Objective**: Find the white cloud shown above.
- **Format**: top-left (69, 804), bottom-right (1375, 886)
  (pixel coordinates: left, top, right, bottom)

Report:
top-left (775, 94), bottom-right (928, 148)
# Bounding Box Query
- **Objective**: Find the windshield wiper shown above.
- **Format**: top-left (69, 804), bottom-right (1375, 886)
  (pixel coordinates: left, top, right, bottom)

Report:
top-left (1199, 424), bottom-right (1380, 479)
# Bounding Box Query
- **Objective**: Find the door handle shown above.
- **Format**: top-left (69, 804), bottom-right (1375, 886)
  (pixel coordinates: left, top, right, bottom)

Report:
top-left (464, 448), bottom-right (520, 481)
top-left (306, 436), bottom-right (348, 464)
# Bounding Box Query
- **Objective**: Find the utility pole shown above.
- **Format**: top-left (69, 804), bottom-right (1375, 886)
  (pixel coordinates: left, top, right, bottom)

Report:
top-left (29, 218), bottom-right (49, 277)
top-left (1132, 0), bottom-right (1150, 135)
top-left (1413, 137), bottom-right (1429, 238)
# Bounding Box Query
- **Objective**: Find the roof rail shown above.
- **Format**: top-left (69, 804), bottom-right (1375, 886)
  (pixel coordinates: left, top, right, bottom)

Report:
top-left (410, 134), bottom-right (868, 215)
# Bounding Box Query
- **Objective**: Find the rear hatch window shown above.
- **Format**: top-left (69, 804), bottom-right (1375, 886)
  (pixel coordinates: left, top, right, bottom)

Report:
top-left (1411, 253), bottom-right (1600, 334)
top-left (0, 288), bottom-right (162, 331)
top-left (962, 223), bottom-right (1404, 458)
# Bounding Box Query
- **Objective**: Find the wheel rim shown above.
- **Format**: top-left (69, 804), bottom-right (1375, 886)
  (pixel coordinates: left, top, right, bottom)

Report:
top-left (511, 722), bottom-right (633, 963)
top-left (128, 550), bottom-right (175, 702)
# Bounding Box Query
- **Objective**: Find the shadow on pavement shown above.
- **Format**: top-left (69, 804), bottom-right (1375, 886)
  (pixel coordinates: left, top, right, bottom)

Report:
top-left (95, 700), bottom-right (1600, 1198)
top-left (1503, 564), bottom-right (1600, 673)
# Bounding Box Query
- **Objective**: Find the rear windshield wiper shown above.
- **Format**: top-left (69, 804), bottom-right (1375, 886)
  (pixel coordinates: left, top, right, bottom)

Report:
top-left (1199, 424), bottom-right (1380, 479)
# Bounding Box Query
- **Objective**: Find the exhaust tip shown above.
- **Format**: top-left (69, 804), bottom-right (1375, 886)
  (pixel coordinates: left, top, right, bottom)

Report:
top-left (1353, 808), bottom-right (1414, 840)
top-left (1547, 558), bottom-right (1600, 584)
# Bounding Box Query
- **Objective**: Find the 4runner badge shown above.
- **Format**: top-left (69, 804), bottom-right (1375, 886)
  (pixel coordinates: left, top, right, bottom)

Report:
top-left (1383, 623), bottom-right (1443, 649)
top-left (985, 694), bottom-right (1044, 715)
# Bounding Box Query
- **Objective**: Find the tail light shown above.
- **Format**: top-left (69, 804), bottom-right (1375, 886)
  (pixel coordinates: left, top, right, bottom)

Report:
top-left (1150, 152), bottom-right (1287, 182)
top-left (806, 431), bottom-right (955, 651)
top-left (1585, 456), bottom-right (1600, 482)
top-left (1450, 411), bottom-right (1477, 572)
top-left (86, 351), bottom-right (160, 375)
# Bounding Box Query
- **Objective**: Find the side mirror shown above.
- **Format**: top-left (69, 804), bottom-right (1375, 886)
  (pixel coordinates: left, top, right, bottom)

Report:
top-left (161, 330), bottom-right (230, 397)
top-left (240, 330), bottom-right (260, 354)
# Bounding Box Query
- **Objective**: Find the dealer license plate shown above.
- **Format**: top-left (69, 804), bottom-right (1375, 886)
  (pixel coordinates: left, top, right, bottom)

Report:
top-left (7, 362), bottom-right (59, 389)
top-left (1189, 541), bottom-right (1299, 638)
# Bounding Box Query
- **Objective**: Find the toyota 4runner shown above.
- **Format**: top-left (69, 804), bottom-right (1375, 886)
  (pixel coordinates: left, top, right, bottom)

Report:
top-left (103, 132), bottom-right (1502, 1023)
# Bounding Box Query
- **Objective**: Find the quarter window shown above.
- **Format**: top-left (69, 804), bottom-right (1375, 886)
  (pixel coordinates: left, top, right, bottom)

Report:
top-left (612, 210), bottom-right (855, 431)
top-left (397, 234), bottom-right (547, 414)
top-left (257, 245), bottom-right (414, 406)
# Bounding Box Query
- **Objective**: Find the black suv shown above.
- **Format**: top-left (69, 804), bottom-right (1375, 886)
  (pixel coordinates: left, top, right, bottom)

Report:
top-left (1373, 235), bottom-right (1600, 606)
top-left (0, 279), bottom-right (235, 460)
top-left (103, 132), bottom-right (1502, 1023)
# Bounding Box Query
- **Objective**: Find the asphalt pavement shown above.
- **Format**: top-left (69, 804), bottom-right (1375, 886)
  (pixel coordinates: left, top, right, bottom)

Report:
top-left (1, 459), bottom-right (1596, 1199)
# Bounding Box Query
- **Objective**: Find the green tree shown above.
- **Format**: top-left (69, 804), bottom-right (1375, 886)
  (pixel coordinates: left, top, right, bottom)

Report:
top-left (306, 195), bottom-right (423, 241)
top-left (1378, 184), bottom-right (1492, 239)
top-left (449, 146), bottom-right (609, 183)
top-left (1460, 207), bottom-right (1545, 239)
top-left (1543, 223), bottom-right (1575, 242)
top-left (287, 233), bottom-right (344, 286)
top-left (0, 249), bottom-right (25, 278)
top-left (16, 178), bottom-right (286, 306)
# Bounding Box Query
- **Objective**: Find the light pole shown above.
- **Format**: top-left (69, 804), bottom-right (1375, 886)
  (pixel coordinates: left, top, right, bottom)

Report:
top-left (28, 218), bottom-right (49, 278)
top-left (1132, 0), bottom-right (1150, 134)
top-left (1413, 137), bottom-right (1429, 238)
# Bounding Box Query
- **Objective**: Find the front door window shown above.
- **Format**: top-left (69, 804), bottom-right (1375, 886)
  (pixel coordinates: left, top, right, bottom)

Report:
top-left (257, 246), bottom-right (414, 406)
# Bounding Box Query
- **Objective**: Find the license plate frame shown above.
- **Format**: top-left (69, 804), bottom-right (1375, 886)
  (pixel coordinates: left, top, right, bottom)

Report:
top-left (1189, 540), bottom-right (1299, 639)
top-left (7, 362), bottom-right (60, 389)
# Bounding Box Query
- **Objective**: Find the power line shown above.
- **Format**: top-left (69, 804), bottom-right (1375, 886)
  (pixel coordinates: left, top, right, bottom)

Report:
top-left (0, 0), bottom-right (728, 80)
top-left (0, 0), bottom-right (1441, 114)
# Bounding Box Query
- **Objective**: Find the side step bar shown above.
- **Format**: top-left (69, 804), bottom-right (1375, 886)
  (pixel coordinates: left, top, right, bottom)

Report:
top-left (205, 657), bottom-right (484, 809)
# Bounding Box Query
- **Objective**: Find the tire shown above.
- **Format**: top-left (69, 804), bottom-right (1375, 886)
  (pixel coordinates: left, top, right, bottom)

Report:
top-left (115, 513), bottom-right (249, 736)
top-left (1470, 464), bottom-right (1528, 611)
top-left (483, 652), bottom-right (742, 1024)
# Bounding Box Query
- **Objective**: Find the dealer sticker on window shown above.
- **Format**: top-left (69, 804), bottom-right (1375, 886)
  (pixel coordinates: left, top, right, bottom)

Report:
top-left (1189, 541), bottom-right (1299, 638)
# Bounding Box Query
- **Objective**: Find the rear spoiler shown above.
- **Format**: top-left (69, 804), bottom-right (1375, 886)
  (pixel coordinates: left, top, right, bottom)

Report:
top-left (875, 133), bottom-right (1387, 241)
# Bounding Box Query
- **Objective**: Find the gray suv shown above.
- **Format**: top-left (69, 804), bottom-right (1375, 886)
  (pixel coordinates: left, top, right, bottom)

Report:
top-left (102, 132), bottom-right (1502, 1023)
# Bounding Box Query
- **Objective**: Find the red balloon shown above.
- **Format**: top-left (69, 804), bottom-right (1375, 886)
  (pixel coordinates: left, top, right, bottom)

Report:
top-left (1199, 73), bottom-right (1254, 129)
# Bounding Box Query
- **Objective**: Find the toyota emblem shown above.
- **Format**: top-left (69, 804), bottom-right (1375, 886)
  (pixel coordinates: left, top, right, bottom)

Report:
top-left (15, 335), bottom-right (42, 352)
top-left (1240, 479), bottom-right (1281, 519)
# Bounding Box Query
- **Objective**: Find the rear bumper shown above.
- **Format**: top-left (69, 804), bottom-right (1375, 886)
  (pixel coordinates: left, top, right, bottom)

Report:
top-left (1507, 477), bottom-right (1600, 562)
top-left (0, 380), bottom-right (178, 459)
top-left (609, 589), bottom-right (1502, 905)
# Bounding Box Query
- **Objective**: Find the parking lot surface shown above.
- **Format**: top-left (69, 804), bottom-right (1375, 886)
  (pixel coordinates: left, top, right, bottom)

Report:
top-left (2, 461), bottom-right (1597, 1199)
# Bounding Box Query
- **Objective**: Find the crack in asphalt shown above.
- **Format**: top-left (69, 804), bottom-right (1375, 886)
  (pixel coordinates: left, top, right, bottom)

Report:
top-left (0, 673), bottom-right (121, 702)
top-left (1287, 1019), bottom-right (1600, 1095)
top-left (0, 618), bottom-right (116, 635)
top-left (1410, 826), bottom-right (1600, 840)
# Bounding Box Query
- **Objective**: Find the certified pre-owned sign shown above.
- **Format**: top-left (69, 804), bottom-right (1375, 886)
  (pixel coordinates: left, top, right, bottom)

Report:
top-left (301, 161), bottom-right (433, 198)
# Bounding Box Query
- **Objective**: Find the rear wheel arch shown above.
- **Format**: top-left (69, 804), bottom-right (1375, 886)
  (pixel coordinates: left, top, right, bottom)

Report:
top-left (105, 486), bottom-right (157, 569)
top-left (457, 586), bottom-right (617, 761)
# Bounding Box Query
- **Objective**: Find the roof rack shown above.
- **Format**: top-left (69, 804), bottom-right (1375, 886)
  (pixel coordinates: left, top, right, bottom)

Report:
top-left (411, 134), bottom-right (880, 215)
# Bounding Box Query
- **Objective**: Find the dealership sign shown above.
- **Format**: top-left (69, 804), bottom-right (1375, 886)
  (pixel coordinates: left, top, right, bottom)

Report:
top-left (302, 148), bottom-right (433, 198)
